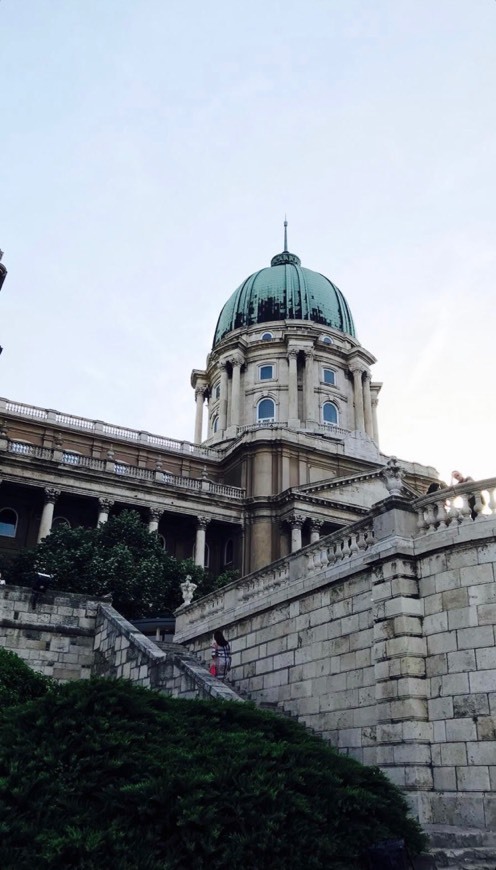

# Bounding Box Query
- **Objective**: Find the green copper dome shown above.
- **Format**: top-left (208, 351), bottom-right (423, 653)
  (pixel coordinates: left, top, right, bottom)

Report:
top-left (213, 246), bottom-right (356, 347)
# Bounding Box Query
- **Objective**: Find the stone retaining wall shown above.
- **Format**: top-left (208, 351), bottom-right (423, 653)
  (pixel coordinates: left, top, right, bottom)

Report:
top-left (175, 487), bottom-right (496, 830)
top-left (0, 585), bottom-right (98, 681)
top-left (93, 603), bottom-right (242, 702)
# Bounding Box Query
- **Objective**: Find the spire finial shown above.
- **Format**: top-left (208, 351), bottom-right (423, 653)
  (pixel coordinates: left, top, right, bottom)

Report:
top-left (283, 216), bottom-right (288, 252)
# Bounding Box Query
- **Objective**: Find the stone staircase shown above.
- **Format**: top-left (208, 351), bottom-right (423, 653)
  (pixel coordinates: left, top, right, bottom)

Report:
top-left (418, 826), bottom-right (496, 870)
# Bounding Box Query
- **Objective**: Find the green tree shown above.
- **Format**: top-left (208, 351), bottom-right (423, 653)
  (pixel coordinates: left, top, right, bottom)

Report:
top-left (4, 511), bottom-right (208, 619)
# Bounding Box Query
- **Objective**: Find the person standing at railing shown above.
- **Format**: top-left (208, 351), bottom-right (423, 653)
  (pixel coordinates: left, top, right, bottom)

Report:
top-left (451, 470), bottom-right (476, 519)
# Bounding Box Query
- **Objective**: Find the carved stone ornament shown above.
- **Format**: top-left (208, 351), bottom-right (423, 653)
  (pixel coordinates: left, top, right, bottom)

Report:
top-left (383, 456), bottom-right (404, 495)
top-left (180, 575), bottom-right (197, 605)
top-left (197, 516), bottom-right (210, 530)
top-left (290, 513), bottom-right (306, 529)
top-left (44, 488), bottom-right (61, 504)
top-left (98, 498), bottom-right (114, 512)
top-left (310, 519), bottom-right (324, 532)
top-left (149, 508), bottom-right (162, 523)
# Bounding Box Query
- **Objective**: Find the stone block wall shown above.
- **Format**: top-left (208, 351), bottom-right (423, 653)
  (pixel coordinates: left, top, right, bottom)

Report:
top-left (0, 587), bottom-right (242, 703)
top-left (417, 528), bottom-right (496, 829)
top-left (0, 585), bottom-right (98, 681)
top-left (93, 604), bottom-right (241, 702)
top-left (181, 568), bottom-right (376, 761)
top-left (175, 490), bottom-right (496, 830)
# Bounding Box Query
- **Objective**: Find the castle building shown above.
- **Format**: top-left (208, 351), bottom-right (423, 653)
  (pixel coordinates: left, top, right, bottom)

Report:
top-left (0, 233), bottom-right (435, 575)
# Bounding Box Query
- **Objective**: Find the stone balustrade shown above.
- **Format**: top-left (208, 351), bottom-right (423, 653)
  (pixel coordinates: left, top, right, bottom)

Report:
top-left (176, 517), bottom-right (375, 639)
top-left (414, 477), bottom-right (496, 532)
top-left (4, 439), bottom-right (245, 500)
top-left (0, 397), bottom-right (222, 459)
top-left (305, 517), bottom-right (375, 571)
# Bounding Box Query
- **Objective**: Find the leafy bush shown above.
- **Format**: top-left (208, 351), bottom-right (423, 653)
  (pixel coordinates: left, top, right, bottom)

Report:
top-left (0, 677), bottom-right (426, 869)
top-left (4, 511), bottom-right (208, 619)
top-left (0, 648), bottom-right (53, 711)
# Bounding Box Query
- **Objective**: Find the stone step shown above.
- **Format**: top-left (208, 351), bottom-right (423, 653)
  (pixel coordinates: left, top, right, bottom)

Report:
top-left (428, 847), bottom-right (496, 869)
top-left (426, 827), bottom-right (496, 850)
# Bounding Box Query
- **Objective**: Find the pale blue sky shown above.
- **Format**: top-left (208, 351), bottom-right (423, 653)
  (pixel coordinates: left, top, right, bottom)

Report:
top-left (1, 1), bottom-right (495, 482)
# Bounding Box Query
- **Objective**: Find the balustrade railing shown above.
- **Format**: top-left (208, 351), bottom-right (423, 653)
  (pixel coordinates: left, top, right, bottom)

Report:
top-left (0, 397), bottom-right (221, 460)
top-left (414, 478), bottom-right (496, 532)
top-left (305, 516), bottom-right (375, 572)
top-left (5, 440), bottom-right (244, 500)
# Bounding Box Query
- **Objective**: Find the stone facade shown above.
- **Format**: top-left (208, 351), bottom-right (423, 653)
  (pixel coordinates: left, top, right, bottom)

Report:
top-left (175, 478), bottom-right (496, 829)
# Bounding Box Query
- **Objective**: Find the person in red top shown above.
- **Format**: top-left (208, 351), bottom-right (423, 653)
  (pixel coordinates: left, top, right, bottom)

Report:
top-left (211, 630), bottom-right (232, 681)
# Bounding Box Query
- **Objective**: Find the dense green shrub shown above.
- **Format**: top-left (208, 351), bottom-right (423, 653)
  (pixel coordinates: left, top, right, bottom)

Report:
top-left (0, 677), bottom-right (426, 870)
top-left (0, 647), bottom-right (53, 711)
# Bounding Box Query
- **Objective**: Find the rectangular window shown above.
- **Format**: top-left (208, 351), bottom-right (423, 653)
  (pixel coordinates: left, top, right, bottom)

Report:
top-left (259, 364), bottom-right (274, 381)
top-left (322, 368), bottom-right (335, 386)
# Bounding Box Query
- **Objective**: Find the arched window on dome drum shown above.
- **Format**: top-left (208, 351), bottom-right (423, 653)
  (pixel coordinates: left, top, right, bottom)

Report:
top-left (0, 508), bottom-right (18, 538)
top-left (158, 534), bottom-right (166, 552)
top-left (322, 402), bottom-right (338, 426)
top-left (257, 398), bottom-right (276, 423)
top-left (212, 415), bottom-right (219, 434)
top-left (52, 517), bottom-right (71, 530)
top-left (261, 332), bottom-right (273, 341)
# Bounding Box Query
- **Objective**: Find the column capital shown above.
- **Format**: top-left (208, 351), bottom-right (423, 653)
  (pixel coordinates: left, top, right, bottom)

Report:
top-left (149, 507), bottom-right (163, 523)
top-left (44, 488), bottom-right (60, 505)
top-left (371, 396), bottom-right (379, 407)
top-left (288, 347), bottom-right (299, 360)
top-left (303, 348), bottom-right (314, 360)
top-left (195, 386), bottom-right (207, 400)
top-left (309, 518), bottom-right (324, 532)
top-left (289, 513), bottom-right (306, 529)
top-left (219, 359), bottom-right (228, 372)
top-left (350, 364), bottom-right (365, 376)
top-left (363, 369), bottom-right (372, 382)
top-left (197, 515), bottom-right (211, 530)
top-left (98, 497), bottom-right (114, 511)
top-left (228, 354), bottom-right (243, 368)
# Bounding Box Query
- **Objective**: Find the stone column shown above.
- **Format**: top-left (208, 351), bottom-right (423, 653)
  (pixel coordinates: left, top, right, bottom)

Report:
top-left (194, 516), bottom-right (210, 567)
top-left (351, 365), bottom-right (365, 431)
top-left (363, 371), bottom-right (374, 437)
top-left (37, 488), bottom-right (61, 542)
top-left (371, 394), bottom-right (380, 444)
top-left (194, 387), bottom-right (205, 445)
top-left (148, 507), bottom-right (162, 533)
top-left (303, 350), bottom-right (315, 423)
top-left (97, 498), bottom-right (114, 525)
top-left (219, 361), bottom-right (228, 432)
top-left (289, 514), bottom-right (305, 553)
top-left (309, 519), bottom-right (323, 544)
top-left (288, 348), bottom-right (299, 423)
top-left (230, 358), bottom-right (242, 428)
